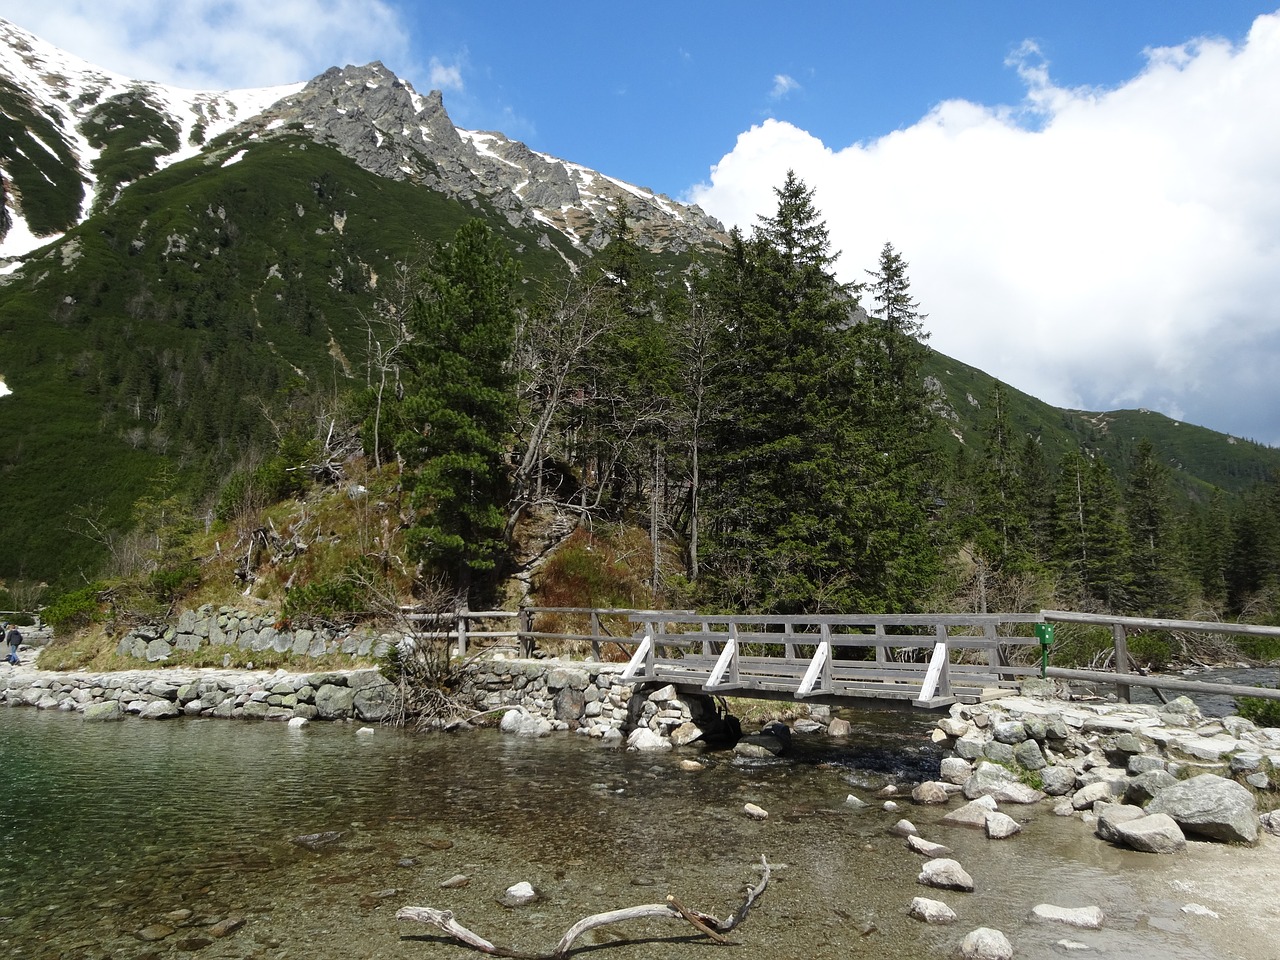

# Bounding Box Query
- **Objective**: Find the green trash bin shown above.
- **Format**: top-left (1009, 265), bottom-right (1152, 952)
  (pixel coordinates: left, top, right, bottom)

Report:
top-left (1034, 623), bottom-right (1055, 679)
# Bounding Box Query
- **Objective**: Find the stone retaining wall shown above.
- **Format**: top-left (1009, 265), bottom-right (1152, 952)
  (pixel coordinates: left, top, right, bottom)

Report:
top-left (114, 605), bottom-right (393, 662)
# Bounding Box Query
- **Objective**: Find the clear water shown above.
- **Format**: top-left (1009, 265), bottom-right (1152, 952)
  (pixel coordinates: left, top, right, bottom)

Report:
top-left (0, 706), bottom-right (1272, 959)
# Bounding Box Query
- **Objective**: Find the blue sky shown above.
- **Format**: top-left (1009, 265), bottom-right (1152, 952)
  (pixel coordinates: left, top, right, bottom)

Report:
top-left (4, 2), bottom-right (1280, 446)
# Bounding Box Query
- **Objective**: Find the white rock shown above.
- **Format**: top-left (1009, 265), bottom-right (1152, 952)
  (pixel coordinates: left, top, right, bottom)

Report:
top-left (357, 726), bottom-right (375, 736)
top-left (743, 802), bottom-right (768, 820)
top-left (1031, 904), bottom-right (1105, 929)
top-left (626, 727), bottom-right (671, 752)
top-left (959, 927), bottom-right (1013, 960)
top-left (918, 858), bottom-right (974, 892)
top-left (1181, 903), bottom-right (1220, 919)
top-left (287, 716), bottom-right (309, 729)
top-left (908, 896), bottom-right (957, 924)
top-left (500, 882), bottom-right (538, 907)
top-left (891, 818), bottom-right (919, 837)
top-left (907, 834), bottom-right (952, 857)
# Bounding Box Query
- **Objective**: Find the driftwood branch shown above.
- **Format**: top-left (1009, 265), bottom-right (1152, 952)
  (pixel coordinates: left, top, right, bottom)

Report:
top-left (397, 856), bottom-right (772, 958)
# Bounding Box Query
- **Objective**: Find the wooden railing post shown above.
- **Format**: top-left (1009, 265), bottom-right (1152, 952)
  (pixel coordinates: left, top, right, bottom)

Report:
top-left (456, 606), bottom-right (469, 658)
top-left (519, 608), bottom-right (533, 658)
top-left (1112, 623), bottom-right (1131, 702)
top-left (590, 611), bottom-right (601, 661)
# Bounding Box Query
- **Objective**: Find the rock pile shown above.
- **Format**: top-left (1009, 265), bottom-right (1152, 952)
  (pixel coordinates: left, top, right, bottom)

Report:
top-left (929, 683), bottom-right (1277, 853)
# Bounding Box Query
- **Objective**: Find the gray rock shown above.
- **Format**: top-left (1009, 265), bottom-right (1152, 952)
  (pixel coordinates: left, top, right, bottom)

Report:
top-left (626, 727), bottom-right (671, 752)
top-left (983, 740), bottom-right (1018, 766)
top-left (993, 720), bottom-right (1029, 744)
top-left (354, 681), bottom-right (399, 722)
top-left (827, 717), bottom-right (852, 737)
top-left (1041, 765), bottom-right (1078, 796)
top-left (1072, 780), bottom-right (1119, 810)
top-left (940, 757), bottom-right (973, 785)
top-left (985, 811), bottom-right (1022, 839)
top-left (1145, 773), bottom-right (1258, 843)
top-left (669, 722), bottom-right (704, 747)
top-left (908, 896), bottom-right (957, 924)
top-left (890, 818), bottom-right (920, 837)
top-left (912, 781), bottom-right (950, 804)
top-left (1114, 813), bottom-right (1187, 854)
top-left (498, 882), bottom-right (538, 907)
top-left (139, 700), bottom-right (180, 720)
top-left (314, 683), bottom-right (356, 720)
top-left (1128, 754), bottom-right (1167, 775)
top-left (918, 858), bottom-right (974, 892)
top-left (1031, 904), bottom-right (1105, 929)
top-left (734, 734), bottom-right (786, 757)
top-left (938, 717), bottom-right (970, 738)
top-left (1125, 769), bottom-right (1179, 805)
top-left (1095, 802), bottom-right (1147, 843)
top-left (955, 736), bottom-right (985, 760)
top-left (943, 797), bottom-right (999, 829)
top-left (1014, 738), bottom-right (1047, 771)
top-left (959, 927), bottom-right (1013, 960)
top-left (964, 762), bottom-right (1045, 804)
top-left (83, 701), bottom-right (123, 722)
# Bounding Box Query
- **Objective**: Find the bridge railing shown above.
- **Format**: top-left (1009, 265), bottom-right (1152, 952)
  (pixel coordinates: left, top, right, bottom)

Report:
top-left (1040, 610), bottom-right (1280, 703)
top-left (618, 613), bottom-right (1046, 707)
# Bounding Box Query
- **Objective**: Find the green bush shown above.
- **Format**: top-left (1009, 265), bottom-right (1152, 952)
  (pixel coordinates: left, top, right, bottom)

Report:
top-left (1235, 688), bottom-right (1280, 729)
top-left (42, 583), bottom-right (106, 635)
top-left (1128, 632), bottom-right (1174, 671)
top-left (284, 563), bottom-right (377, 627)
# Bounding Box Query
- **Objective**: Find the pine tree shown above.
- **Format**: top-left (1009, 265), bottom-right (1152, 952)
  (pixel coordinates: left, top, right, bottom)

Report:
top-left (395, 220), bottom-right (519, 599)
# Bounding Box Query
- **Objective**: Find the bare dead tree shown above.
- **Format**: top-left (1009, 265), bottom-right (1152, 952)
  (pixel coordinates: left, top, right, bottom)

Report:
top-left (397, 856), bottom-right (772, 958)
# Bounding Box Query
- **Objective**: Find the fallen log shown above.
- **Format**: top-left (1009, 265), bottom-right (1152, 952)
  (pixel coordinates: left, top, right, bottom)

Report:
top-left (397, 855), bottom-right (771, 958)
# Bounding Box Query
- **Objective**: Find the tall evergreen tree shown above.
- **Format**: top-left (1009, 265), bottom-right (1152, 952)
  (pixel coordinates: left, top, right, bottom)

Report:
top-left (1053, 451), bottom-right (1131, 610)
top-left (394, 220), bottom-right (519, 600)
top-left (701, 173), bottom-right (863, 611)
top-left (1124, 438), bottom-right (1185, 614)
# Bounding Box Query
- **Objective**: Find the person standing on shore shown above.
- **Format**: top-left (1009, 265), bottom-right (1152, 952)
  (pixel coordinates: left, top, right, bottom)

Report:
top-left (4, 622), bottom-right (21, 665)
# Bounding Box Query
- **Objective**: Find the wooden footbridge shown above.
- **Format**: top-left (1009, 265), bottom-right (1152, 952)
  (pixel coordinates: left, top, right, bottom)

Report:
top-left (613, 610), bottom-right (1280, 710)
top-left (420, 606), bottom-right (1280, 711)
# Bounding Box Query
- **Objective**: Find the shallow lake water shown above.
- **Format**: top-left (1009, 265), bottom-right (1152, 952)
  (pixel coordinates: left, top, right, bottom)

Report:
top-left (0, 705), bottom-right (1274, 960)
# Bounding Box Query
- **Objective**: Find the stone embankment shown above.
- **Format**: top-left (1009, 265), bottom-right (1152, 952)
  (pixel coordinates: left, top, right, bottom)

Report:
top-left (0, 649), bottom-right (734, 746)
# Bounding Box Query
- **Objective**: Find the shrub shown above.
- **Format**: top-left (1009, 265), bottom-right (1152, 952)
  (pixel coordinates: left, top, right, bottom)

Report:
top-left (42, 583), bottom-right (106, 636)
top-left (1235, 688), bottom-right (1280, 729)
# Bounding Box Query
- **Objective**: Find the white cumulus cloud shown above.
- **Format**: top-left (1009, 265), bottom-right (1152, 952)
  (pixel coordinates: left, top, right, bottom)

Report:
top-left (0, 0), bottom-right (409, 89)
top-left (691, 13), bottom-right (1280, 446)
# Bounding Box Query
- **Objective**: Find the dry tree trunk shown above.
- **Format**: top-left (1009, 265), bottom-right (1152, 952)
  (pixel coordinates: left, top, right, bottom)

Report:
top-left (397, 856), bottom-right (771, 958)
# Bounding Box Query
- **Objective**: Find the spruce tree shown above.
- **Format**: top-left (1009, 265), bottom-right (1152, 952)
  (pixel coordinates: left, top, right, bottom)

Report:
top-left (395, 220), bottom-right (518, 599)
top-left (702, 173), bottom-right (863, 612)
top-left (1124, 438), bottom-right (1185, 614)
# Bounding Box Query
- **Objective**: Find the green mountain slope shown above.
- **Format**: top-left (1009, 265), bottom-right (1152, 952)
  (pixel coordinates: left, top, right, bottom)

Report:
top-left (924, 351), bottom-right (1280, 495)
top-left (0, 137), bottom-right (582, 583)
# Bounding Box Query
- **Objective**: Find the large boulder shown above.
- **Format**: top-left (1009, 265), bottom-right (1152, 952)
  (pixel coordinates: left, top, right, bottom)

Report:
top-left (1113, 813), bottom-right (1187, 854)
top-left (963, 762), bottom-right (1045, 804)
top-left (314, 683), bottom-right (356, 720)
top-left (83, 701), bottom-right (123, 722)
top-left (1145, 774), bottom-right (1258, 844)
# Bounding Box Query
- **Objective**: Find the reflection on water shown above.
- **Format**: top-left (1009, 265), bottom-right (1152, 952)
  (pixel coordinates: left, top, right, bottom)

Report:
top-left (0, 706), bottom-right (1269, 959)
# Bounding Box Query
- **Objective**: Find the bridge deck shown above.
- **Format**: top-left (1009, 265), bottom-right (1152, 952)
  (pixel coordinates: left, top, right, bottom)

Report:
top-left (618, 614), bottom-right (1047, 709)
